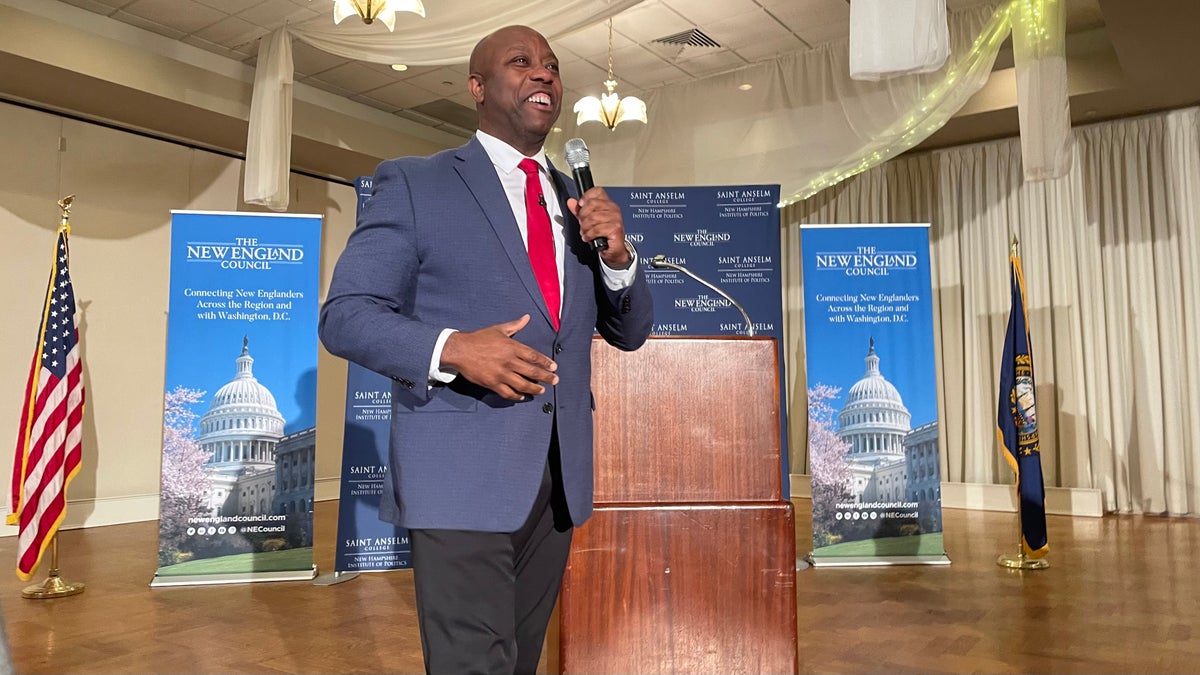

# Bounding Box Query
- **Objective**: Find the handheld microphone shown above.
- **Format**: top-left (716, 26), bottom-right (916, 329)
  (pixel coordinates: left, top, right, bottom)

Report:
top-left (563, 137), bottom-right (608, 251)
top-left (650, 255), bottom-right (756, 337)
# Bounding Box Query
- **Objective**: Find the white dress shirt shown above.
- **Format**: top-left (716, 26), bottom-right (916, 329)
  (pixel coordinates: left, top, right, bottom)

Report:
top-left (428, 131), bottom-right (638, 382)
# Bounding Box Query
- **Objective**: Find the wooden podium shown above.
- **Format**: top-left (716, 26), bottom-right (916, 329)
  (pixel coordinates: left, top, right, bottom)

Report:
top-left (558, 337), bottom-right (798, 674)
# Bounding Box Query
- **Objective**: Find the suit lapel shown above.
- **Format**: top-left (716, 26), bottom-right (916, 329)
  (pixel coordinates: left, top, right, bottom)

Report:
top-left (453, 138), bottom-right (555, 329)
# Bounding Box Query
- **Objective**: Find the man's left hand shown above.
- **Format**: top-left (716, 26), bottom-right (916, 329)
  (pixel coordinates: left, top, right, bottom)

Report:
top-left (568, 187), bottom-right (631, 268)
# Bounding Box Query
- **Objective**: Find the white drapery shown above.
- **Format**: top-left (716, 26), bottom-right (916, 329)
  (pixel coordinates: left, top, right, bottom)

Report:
top-left (782, 106), bottom-right (1200, 515)
top-left (244, 0), bottom-right (646, 209)
top-left (849, 0), bottom-right (950, 80)
top-left (1012, 0), bottom-right (1073, 180)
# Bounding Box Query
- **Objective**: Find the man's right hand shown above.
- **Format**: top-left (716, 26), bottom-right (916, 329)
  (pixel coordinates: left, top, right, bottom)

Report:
top-left (440, 314), bottom-right (558, 401)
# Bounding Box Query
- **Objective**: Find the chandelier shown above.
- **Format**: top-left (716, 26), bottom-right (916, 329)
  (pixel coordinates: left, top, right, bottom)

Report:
top-left (331, 0), bottom-right (425, 32)
top-left (573, 19), bottom-right (648, 130)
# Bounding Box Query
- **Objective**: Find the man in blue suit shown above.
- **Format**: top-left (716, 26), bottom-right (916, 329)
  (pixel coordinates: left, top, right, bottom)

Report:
top-left (319, 24), bottom-right (653, 675)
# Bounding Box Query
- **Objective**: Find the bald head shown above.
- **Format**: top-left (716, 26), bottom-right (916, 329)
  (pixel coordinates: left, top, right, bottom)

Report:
top-left (466, 25), bottom-right (563, 155)
top-left (469, 25), bottom-right (545, 78)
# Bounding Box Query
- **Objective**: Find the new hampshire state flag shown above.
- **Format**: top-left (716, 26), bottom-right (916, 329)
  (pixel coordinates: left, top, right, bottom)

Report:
top-left (996, 248), bottom-right (1049, 558)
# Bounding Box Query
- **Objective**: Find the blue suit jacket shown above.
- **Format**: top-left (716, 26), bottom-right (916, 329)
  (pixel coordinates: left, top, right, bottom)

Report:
top-left (319, 137), bottom-right (654, 532)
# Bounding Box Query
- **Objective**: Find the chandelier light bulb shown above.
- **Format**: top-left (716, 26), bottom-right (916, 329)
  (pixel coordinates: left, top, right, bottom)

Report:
top-left (573, 18), bottom-right (648, 130)
top-left (331, 0), bottom-right (426, 32)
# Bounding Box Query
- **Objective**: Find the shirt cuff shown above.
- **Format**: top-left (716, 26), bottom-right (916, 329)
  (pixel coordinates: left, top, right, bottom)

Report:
top-left (600, 242), bottom-right (638, 291)
top-left (429, 328), bottom-right (458, 384)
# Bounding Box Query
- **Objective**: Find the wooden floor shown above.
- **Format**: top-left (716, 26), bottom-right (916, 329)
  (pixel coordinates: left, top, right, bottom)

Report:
top-left (1, 500), bottom-right (1198, 674)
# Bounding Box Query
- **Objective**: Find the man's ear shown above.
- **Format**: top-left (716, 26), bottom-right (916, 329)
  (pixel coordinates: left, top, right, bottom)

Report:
top-left (467, 74), bottom-right (484, 104)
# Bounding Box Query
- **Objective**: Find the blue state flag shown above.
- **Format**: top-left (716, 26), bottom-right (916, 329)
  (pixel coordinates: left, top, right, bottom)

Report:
top-left (996, 249), bottom-right (1049, 558)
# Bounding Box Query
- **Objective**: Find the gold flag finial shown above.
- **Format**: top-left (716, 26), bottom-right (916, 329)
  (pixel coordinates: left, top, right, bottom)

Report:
top-left (57, 194), bottom-right (75, 232)
top-left (1010, 235), bottom-right (1019, 257)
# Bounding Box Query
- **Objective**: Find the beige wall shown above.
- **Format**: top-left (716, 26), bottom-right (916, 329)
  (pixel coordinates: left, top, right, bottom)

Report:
top-left (0, 100), bottom-right (357, 531)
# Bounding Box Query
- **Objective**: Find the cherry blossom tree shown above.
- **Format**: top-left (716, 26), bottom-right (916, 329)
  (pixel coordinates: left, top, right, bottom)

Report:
top-left (158, 386), bottom-right (210, 565)
top-left (807, 383), bottom-right (852, 547)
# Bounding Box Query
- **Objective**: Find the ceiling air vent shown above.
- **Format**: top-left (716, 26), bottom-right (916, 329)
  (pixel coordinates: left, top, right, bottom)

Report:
top-left (652, 28), bottom-right (721, 49)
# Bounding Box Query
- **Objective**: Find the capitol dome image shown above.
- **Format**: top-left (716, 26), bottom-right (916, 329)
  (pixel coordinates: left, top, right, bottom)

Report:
top-left (839, 338), bottom-right (912, 464)
top-left (836, 339), bottom-right (941, 525)
top-left (837, 339), bottom-right (911, 504)
top-left (195, 337), bottom-right (315, 518)
top-left (199, 337), bottom-right (285, 476)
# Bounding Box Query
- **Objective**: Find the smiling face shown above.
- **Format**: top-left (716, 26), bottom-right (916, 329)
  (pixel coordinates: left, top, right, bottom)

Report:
top-left (468, 26), bottom-right (563, 156)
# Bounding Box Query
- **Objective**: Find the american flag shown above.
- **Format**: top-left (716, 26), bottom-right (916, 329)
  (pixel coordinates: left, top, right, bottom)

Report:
top-left (8, 226), bottom-right (84, 580)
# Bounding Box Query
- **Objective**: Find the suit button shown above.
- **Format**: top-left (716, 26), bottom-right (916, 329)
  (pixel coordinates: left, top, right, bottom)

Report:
top-left (554, 344), bottom-right (563, 354)
top-left (542, 402), bottom-right (554, 414)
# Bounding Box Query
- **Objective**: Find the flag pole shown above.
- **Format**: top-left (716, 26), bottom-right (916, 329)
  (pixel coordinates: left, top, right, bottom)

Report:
top-left (22, 533), bottom-right (85, 599)
top-left (997, 235), bottom-right (1048, 570)
top-left (20, 195), bottom-right (87, 599)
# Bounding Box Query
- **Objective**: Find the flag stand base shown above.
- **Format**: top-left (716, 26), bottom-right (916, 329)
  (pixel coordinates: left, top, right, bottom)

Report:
top-left (996, 553), bottom-right (1049, 570)
top-left (22, 571), bottom-right (85, 599)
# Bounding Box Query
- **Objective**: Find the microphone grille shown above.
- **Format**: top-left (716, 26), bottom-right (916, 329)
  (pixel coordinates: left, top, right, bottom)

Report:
top-left (563, 137), bottom-right (590, 168)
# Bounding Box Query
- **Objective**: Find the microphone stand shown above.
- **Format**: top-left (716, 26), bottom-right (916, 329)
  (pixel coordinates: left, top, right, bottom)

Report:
top-left (649, 255), bottom-right (756, 337)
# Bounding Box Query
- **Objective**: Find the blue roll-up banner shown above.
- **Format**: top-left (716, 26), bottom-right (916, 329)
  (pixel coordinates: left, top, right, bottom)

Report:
top-left (800, 224), bottom-right (948, 566)
top-left (609, 185), bottom-right (788, 485)
top-left (330, 177), bottom-right (412, 574)
top-left (153, 211), bottom-right (322, 586)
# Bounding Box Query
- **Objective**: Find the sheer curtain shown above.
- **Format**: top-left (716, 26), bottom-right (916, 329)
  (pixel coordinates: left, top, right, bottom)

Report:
top-left (558, 3), bottom-right (1008, 205)
top-left (782, 106), bottom-right (1200, 515)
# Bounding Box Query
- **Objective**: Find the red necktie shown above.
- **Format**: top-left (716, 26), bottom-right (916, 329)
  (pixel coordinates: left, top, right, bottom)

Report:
top-left (518, 158), bottom-right (560, 330)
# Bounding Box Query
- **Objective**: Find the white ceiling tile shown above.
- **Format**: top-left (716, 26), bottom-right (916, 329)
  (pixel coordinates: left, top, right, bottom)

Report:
top-left (192, 0), bottom-right (256, 13)
top-left (289, 41), bottom-right (350, 77)
top-left (235, 0), bottom-right (316, 29)
top-left (110, 9), bottom-right (186, 39)
top-left (644, 41), bottom-right (687, 62)
top-left (447, 90), bottom-right (479, 110)
top-left (78, 0), bottom-right (140, 9)
top-left (360, 61), bottom-right (404, 76)
top-left (180, 34), bottom-right (242, 60)
top-left (662, 0), bottom-right (763, 25)
top-left (57, 0), bottom-right (126, 15)
top-left (560, 59), bottom-right (611, 93)
top-left (229, 38), bottom-right (262, 59)
top-left (607, 44), bottom-right (671, 72)
top-left (402, 66), bottom-right (470, 99)
top-left (349, 94), bottom-right (399, 112)
top-left (441, 62), bottom-right (470, 78)
top-left (610, 2), bottom-right (692, 43)
top-left (193, 15), bottom-right (266, 49)
top-left (300, 76), bottom-right (355, 99)
top-left (553, 22), bottom-right (637, 64)
top-left (759, 0), bottom-right (849, 29)
top-left (388, 65), bottom-right (441, 80)
top-left (360, 80), bottom-right (442, 110)
top-left (794, 21), bottom-right (849, 46)
top-left (312, 61), bottom-right (400, 94)
top-left (705, 8), bottom-right (800, 51)
top-left (550, 42), bottom-right (582, 62)
top-left (123, 0), bottom-right (226, 35)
